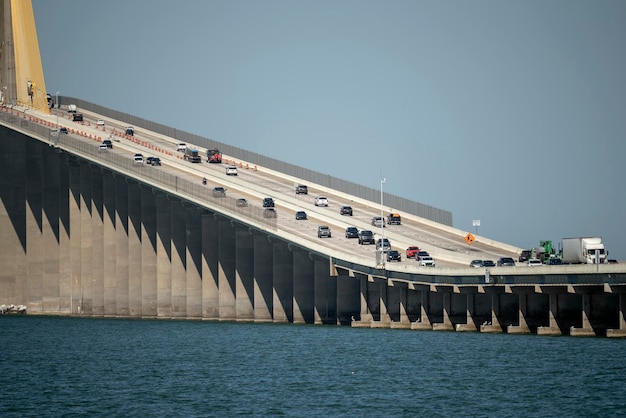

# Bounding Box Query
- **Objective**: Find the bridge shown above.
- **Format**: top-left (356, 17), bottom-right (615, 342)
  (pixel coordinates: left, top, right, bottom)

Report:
top-left (1, 1), bottom-right (625, 337)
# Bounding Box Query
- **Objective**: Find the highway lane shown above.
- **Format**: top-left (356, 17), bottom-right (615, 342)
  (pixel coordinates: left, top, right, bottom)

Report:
top-left (43, 106), bottom-right (522, 267)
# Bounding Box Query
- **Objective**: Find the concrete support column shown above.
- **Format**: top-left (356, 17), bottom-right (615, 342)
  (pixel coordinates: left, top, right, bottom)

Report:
top-left (114, 178), bottom-right (130, 316)
top-left (412, 286), bottom-right (432, 330)
top-left (313, 256), bottom-right (336, 325)
top-left (42, 146), bottom-right (61, 313)
top-left (508, 293), bottom-right (531, 334)
top-left (351, 273), bottom-right (371, 328)
top-left (217, 217), bottom-right (236, 320)
top-left (372, 279), bottom-right (391, 328)
top-left (170, 200), bottom-right (187, 318)
top-left (391, 283), bottom-right (411, 329)
top-left (139, 188), bottom-right (156, 317)
top-left (571, 294), bottom-right (595, 337)
top-left (201, 211), bottom-right (219, 319)
top-left (25, 142), bottom-right (44, 313)
top-left (538, 292), bottom-right (562, 336)
top-left (235, 225), bottom-right (254, 321)
top-left (69, 161), bottom-right (82, 314)
top-left (272, 241), bottom-right (292, 323)
top-left (102, 172), bottom-right (117, 316)
top-left (481, 293), bottom-right (503, 333)
top-left (253, 233), bottom-right (273, 322)
top-left (156, 194), bottom-right (172, 317)
top-left (58, 156), bottom-right (71, 314)
top-left (433, 291), bottom-right (454, 331)
top-left (457, 293), bottom-right (478, 332)
top-left (127, 181), bottom-right (142, 316)
top-left (78, 163), bottom-right (93, 314)
top-left (607, 294), bottom-right (626, 338)
top-left (293, 248), bottom-right (314, 324)
top-left (90, 170), bottom-right (104, 315)
top-left (185, 207), bottom-right (203, 319)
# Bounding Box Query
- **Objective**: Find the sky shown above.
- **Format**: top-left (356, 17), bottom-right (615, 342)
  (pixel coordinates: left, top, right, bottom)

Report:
top-left (32, 0), bottom-right (626, 260)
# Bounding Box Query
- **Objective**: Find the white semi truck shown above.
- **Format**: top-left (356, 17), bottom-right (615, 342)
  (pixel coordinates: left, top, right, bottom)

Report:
top-left (561, 237), bottom-right (608, 264)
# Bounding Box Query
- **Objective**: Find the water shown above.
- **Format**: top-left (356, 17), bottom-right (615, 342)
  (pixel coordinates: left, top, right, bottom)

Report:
top-left (1, 316), bottom-right (625, 417)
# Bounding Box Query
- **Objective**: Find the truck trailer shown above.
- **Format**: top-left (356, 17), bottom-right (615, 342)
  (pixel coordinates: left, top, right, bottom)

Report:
top-left (561, 237), bottom-right (607, 264)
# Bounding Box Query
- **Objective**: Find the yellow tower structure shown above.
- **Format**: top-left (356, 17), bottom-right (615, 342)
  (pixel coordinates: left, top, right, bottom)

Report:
top-left (0, 0), bottom-right (48, 113)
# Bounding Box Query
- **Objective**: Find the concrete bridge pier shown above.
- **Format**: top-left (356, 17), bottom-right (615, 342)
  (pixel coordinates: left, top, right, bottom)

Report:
top-left (217, 217), bottom-right (236, 320)
top-left (351, 273), bottom-right (372, 328)
top-left (185, 207), bottom-right (203, 319)
top-left (127, 180), bottom-right (143, 318)
top-left (201, 211), bottom-right (219, 319)
top-left (170, 200), bottom-right (188, 318)
top-left (371, 278), bottom-right (391, 328)
top-left (253, 233), bottom-right (273, 322)
top-left (607, 293), bottom-right (626, 337)
top-left (537, 291), bottom-right (563, 336)
top-left (102, 171), bottom-right (117, 316)
top-left (508, 289), bottom-right (532, 334)
top-left (412, 285), bottom-right (432, 330)
top-left (235, 226), bottom-right (254, 321)
top-left (138, 187), bottom-right (157, 317)
top-left (313, 256), bottom-right (336, 324)
top-left (433, 287), bottom-right (454, 331)
top-left (156, 194), bottom-right (172, 317)
top-left (272, 241), bottom-right (292, 323)
top-left (570, 292), bottom-right (596, 337)
top-left (391, 282), bottom-right (411, 329)
top-left (293, 248), bottom-right (314, 324)
top-left (481, 289), bottom-right (504, 333)
top-left (456, 291), bottom-right (478, 332)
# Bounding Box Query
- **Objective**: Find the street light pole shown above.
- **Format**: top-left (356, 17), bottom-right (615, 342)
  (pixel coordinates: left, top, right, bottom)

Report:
top-left (380, 177), bottom-right (386, 266)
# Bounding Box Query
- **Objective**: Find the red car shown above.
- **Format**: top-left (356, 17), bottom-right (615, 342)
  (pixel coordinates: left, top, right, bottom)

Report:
top-left (406, 246), bottom-right (420, 259)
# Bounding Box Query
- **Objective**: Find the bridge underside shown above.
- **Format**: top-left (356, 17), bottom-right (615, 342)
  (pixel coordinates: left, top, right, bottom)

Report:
top-left (1, 127), bottom-right (625, 337)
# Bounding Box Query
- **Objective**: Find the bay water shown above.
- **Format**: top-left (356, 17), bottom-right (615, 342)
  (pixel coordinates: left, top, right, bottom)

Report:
top-left (1, 316), bottom-right (625, 417)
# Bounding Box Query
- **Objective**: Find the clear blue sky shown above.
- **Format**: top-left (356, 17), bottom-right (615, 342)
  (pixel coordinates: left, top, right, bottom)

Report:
top-left (33, 0), bottom-right (626, 260)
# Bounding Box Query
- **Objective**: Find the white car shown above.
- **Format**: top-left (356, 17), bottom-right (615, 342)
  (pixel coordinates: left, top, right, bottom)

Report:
top-left (527, 259), bottom-right (542, 267)
top-left (96, 119), bottom-right (105, 127)
top-left (314, 196), bottom-right (328, 206)
top-left (133, 153), bottom-right (144, 165)
top-left (419, 256), bottom-right (436, 267)
top-left (176, 143), bottom-right (187, 152)
top-left (225, 166), bottom-right (238, 176)
top-left (371, 216), bottom-right (385, 228)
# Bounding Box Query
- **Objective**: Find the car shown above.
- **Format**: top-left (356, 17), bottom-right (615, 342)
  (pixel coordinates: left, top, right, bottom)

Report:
top-left (102, 139), bottom-right (113, 149)
top-left (176, 143), bottom-right (187, 152)
top-left (125, 126), bottom-right (134, 136)
top-left (376, 238), bottom-right (391, 252)
top-left (295, 211), bottom-right (307, 220)
top-left (497, 257), bottom-right (516, 266)
top-left (358, 230), bottom-right (375, 245)
top-left (406, 246), bottom-right (420, 259)
top-left (415, 251), bottom-right (430, 261)
top-left (317, 226), bottom-right (331, 238)
top-left (345, 226), bottom-right (359, 239)
top-left (96, 119), bottom-right (105, 127)
top-left (519, 250), bottom-right (531, 263)
top-left (469, 260), bottom-right (484, 268)
top-left (546, 258), bottom-right (563, 265)
top-left (340, 206), bottom-right (353, 216)
top-left (314, 196), bottom-right (328, 207)
top-left (387, 213), bottom-right (401, 225)
top-left (419, 256), bottom-right (436, 267)
top-left (98, 143), bottom-right (108, 151)
top-left (59, 127), bottom-right (68, 134)
top-left (146, 157), bottom-right (161, 166)
top-left (225, 166), bottom-right (238, 176)
top-left (263, 208), bottom-right (277, 218)
top-left (133, 153), bottom-right (143, 164)
top-left (295, 185), bottom-right (308, 195)
top-left (371, 216), bottom-right (385, 228)
top-left (262, 197), bottom-right (275, 207)
top-left (527, 259), bottom-right (542, 267)
top-left (212, 187), bottom-right (226, 197)
top-left (386, 250), bottom-right (401, 262)
top-left (482, 260), bottom-right (496, 267)
top-left (607, 259), bottom-right (618, 264)
top-left (236, 198), bottom-right (248, 207)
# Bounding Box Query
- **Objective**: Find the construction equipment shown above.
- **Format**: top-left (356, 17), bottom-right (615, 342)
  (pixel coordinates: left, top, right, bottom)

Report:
top-left (207, 149), bottom-right (222, 163)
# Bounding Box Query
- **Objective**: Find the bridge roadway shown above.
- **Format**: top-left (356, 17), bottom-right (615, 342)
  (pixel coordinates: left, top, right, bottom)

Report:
top-left (26, 104), bottom-right (624, 279)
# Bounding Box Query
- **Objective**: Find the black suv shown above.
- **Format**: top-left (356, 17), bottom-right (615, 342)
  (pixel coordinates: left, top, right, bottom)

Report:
top-left (262, 197), bottom-right (275, 207)
top-left (519, 250), bottom-right (531, 262)
top-left (340, 206), bottom-right (353, 216)
top-left (102, 139), bottom-right (113, 149)
top-left (212, 187), bottom-right (226, 198)
top-left (497, 257), bottom-right (516, 266)
top-left (295, 185), bottom-right (308, 195)
top-left (358, 230), bottom-right (375, 245)
top-left (345, 226), bottom-right (359, 239)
